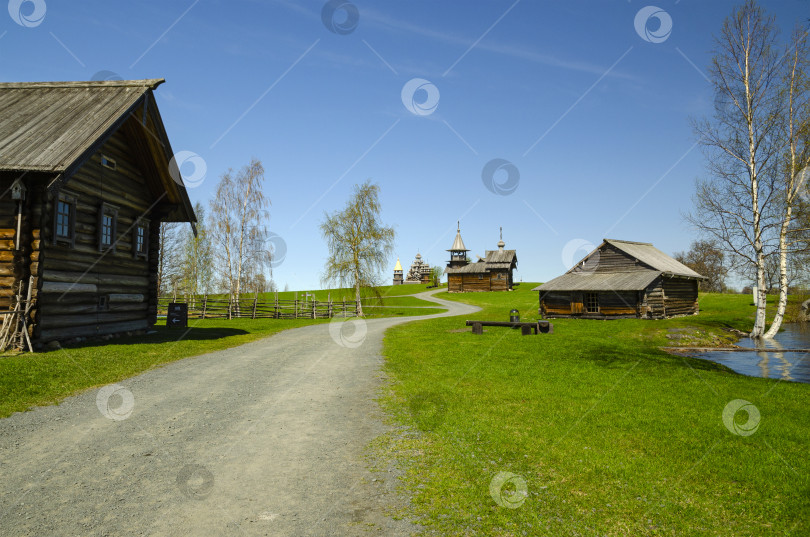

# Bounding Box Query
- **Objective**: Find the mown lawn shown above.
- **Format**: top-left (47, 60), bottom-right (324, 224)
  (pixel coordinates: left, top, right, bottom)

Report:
top-left (381, 285), bottom-right (810, 536)
top-left (0, 291), bottom-right (446, 419)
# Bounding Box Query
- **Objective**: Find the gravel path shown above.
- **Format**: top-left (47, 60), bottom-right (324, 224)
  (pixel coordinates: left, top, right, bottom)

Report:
top-left (0, 290), bottom-right (478, 536)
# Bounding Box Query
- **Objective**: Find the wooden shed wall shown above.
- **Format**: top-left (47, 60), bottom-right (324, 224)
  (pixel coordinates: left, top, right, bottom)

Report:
top-left (662, 278), bottom-right (699, 317)
top-left (33, 128), bottom-right (161, 342)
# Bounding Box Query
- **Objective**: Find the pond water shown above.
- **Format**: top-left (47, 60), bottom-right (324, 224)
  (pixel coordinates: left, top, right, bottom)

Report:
top-left (695, 323), bottom-right (810, 383)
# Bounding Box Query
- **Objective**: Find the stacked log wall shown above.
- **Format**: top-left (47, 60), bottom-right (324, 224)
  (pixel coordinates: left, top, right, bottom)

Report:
top-left (662, 278), bottom-right (699, 316)
top-left (36, 128), bottom-right (160, 342)
top-left (570, 244), bottom-right (653, 275)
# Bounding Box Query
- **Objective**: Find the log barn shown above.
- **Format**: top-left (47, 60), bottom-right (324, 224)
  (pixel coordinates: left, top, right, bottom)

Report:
top-left (0, 79), bottom-right (196, 346)
top-left (534, 239), bottom-right (705, 319)
top-left (444, 225), bottom-right (517, 292)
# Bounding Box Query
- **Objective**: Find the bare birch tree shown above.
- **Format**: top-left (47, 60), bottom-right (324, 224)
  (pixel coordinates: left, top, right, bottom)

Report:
top-left (208, 158), bottom-right (272, 301)
top-left (764, 26), bottom-right (810, 337)
top-left (181, 202), bottom-right (213, 298)
top-left (688, 1), bottom-right (785, 338)
top-left (157, 222), bottom-right (184, 296)
top-left (320, 181), bottom-right (395, 317)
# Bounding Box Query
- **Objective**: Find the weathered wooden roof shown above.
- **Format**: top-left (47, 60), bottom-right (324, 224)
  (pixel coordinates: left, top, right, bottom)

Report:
top-left (394, 258), bottom-right (402, 271)
top-left (0, 80), bottom-right (164, 172)
top-left (603, 239), bottom-right (704, 279)
top-left (448, 228), bottom-right (468, 252)
top-left (532, 271), bottom-right (660, 292)
top-left (484, 249), bottom-right (517, 264)
top-left (444, 261), bottom-right (487, 275)
top-left (0, 79), bottom-right (195, 224)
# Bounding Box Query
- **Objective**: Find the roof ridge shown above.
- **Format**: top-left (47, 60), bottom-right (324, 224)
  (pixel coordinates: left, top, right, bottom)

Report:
top-left (0, 79), bottom-right (165, 89)
top-left (604, 238), bottom-right (653, 246)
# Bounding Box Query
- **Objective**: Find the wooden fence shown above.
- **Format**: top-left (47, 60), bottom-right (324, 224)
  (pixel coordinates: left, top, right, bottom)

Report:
top-left (157, 293), bottom-right (359, 320)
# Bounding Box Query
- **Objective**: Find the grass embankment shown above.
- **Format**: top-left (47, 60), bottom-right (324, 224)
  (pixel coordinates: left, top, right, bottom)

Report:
top-left (0, 287), bottom-right (446, 419)
top-left (381, 286), bottom-right (810, 535)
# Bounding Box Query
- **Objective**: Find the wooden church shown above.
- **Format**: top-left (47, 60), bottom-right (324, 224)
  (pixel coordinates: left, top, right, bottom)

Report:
top-left (444, 224), bottom-right (517, 292)
top-left (0, 80), bottom-right (196, 347)
top-left (393, 253), bottom-right (431, 285)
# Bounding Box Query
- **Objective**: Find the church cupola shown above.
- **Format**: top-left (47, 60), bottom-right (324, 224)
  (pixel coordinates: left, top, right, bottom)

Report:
top-left (447, 221), bottom-right (469, 268)
top-left (393, 258), bottom-right (403, 285)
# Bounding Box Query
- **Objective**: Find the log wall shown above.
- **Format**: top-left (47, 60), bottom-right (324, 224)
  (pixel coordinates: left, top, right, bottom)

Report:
top-left (570, 244), bottom-right (652, 275)
top-left (28, 126), bottom-right (168, 342)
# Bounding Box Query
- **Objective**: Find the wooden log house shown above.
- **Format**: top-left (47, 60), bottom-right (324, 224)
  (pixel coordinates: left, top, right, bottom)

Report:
top-left (444, 225), bottom-right (517, 292)
top-left (0, 80), bottom-right (196, 345)
top-left (534, 239), bottom-right (705, 319)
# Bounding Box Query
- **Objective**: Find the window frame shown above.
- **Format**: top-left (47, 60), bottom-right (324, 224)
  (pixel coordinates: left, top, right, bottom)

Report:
top-left (53, 193), bottom-right (77, 248)
top-left (98, 203), bottom-right (119, 253)
top-left (584, 292), bottom-right (599, 314)
top-left (133, 218), bottom-right (150, 260)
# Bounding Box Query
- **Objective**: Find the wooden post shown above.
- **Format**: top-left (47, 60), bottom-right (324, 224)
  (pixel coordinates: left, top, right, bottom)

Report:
top-left (312, 300), bottom-right (316, 319)
top-left (274, 291), bottom-right (279, 319)
top-left (228, 295), bottom-right (232, 320)
top-left (252, 291), bottom-right (258, 320)
top-left (328, 293), bottom-right (332, 318)
top-left (201, 295), bottom-right (208, 319)
top-left (342, 299), bottom-right (346, 318)
top-left (472, 322), bottom-right (483, 335)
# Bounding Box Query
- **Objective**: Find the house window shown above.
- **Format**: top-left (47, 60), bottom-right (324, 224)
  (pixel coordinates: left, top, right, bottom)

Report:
top-left (585, 293), bottom-right (599, 313)
top-left (53, 194), bottom-right (76, 247)
top-left (101, 155), bottom-right (117, 170)
top-left (478, 273), bottom-right (483, 280)
top-left (133, 219), bottom-right (149, 259)
top-left (98, 203), bottom-right (118, 252)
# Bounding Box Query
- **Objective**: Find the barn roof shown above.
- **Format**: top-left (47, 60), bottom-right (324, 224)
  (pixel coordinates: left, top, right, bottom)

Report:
top-left (484, 249), bottom-right (517, 264)
top-left (0, 79), bottom-right (195, 224)
top-left (444, 261), bottom-right (487, 275)
top-left (603, 239), bottom-right (703, 279)
top-left (532, 271), bottom-right (660, 292)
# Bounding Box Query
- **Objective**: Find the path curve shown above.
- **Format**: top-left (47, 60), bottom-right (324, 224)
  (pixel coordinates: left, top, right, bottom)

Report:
top-left (0, 290), bottom-right (478, 536)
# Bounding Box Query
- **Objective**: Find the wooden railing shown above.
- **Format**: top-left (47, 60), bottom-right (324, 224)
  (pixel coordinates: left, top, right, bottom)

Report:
top-left (157, 294), bottom-right (359, 320)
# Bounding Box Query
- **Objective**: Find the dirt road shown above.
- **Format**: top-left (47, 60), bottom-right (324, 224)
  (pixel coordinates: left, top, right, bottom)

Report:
top-left (0, 291), bottom-right (478, 536)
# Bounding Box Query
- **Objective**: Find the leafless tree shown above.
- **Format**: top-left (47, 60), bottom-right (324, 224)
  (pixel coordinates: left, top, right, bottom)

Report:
top-left (674, 240), bottom-right (729, 293)
top-left (688, 1), bottom-right (787, 337)
top-left (320, 181), bottom-right (395, 316)
top-left (181, 201), bottom-right (213, 299)
top-left (764, 25), bottom-right (810, 337)
top-left (157, 222), bottom-right (184, 296)
top-left (208, 158), bottom-right (272, 302)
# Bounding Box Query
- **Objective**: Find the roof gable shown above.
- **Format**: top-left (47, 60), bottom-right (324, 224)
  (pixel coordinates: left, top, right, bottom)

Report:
top-left (0, 80), bottom-right (195, 224)
top-left (603, 239), bottom-right (704, 279)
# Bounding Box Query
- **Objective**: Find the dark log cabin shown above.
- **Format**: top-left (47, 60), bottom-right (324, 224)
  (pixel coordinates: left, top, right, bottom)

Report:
top-left (534, 239), bottom-right (705, 319)
top-left (0, 80), bottom-right (196, 345)
top-left (444, 225), bottom-right (517, 292)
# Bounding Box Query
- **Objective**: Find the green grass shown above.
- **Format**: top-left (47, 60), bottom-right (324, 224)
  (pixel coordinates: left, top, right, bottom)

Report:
top-left (381, 285), bottom-right (810, 536)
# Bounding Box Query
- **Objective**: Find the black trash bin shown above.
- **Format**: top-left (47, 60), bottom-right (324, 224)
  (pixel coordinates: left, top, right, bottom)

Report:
top-left (510, 309), bottom-right (520, 323)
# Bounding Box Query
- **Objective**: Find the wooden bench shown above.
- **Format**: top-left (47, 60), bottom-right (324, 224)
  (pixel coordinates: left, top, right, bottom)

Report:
top-left (465, 320), bottom-right (554, 335)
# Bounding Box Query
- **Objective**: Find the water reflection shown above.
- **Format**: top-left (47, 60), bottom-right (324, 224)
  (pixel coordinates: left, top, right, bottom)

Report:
top-left (695, 324), bottom-right (810, 384)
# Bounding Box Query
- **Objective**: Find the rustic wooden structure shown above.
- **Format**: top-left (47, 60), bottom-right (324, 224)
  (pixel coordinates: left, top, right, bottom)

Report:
top-left (0, 80), bottom-right (196, 346)
top-left (392, 258), bottom-right (404, 285)
top-left (534, 239), bottom-right (705, 319)
top-left (444, 225), bottom-right (517, 292)
top-left (404, 253), bottom-right (431, 284)
top-left (157, 293), bottom-right (359, 319)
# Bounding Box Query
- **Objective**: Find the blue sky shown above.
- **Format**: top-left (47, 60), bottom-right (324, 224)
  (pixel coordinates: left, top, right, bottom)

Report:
top-left (2, 0), bottom-right (807, 291)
